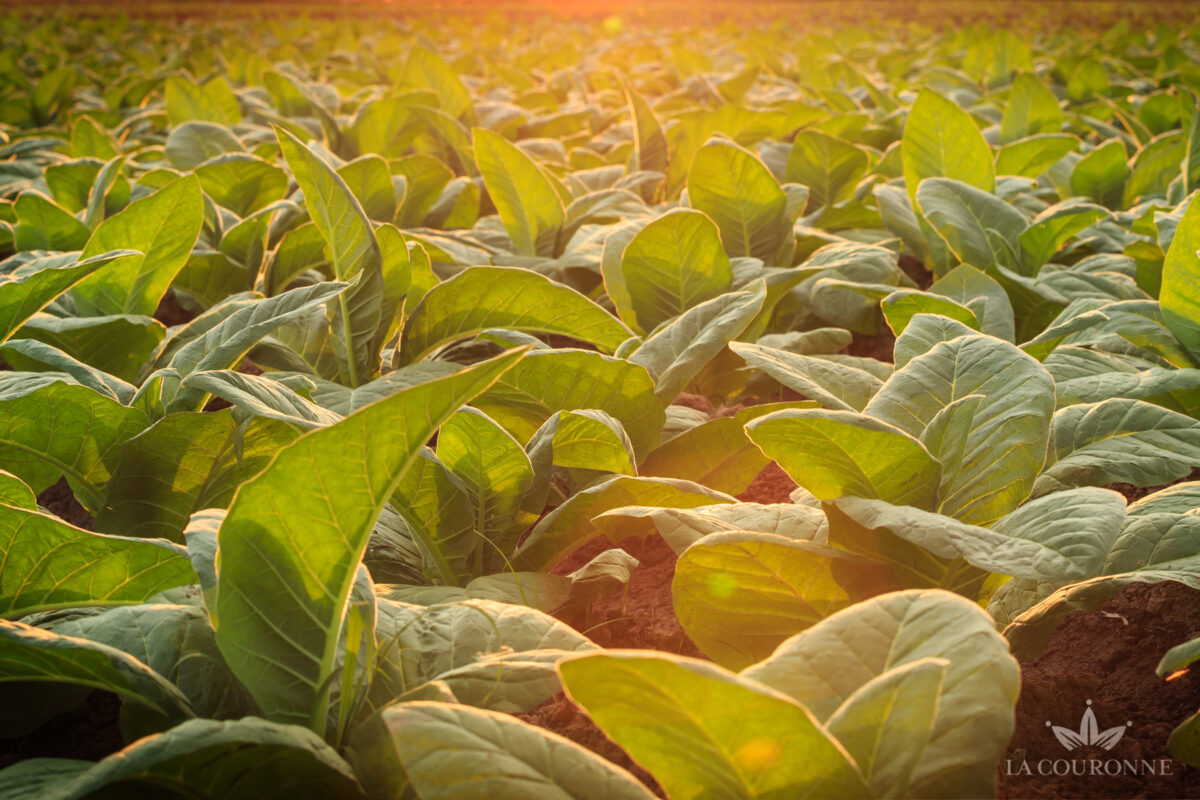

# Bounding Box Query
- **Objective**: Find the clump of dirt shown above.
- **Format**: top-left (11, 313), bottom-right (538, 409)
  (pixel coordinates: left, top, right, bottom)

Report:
top-left (553, 532), bottom-right (703, 657)
top-left (518, 694), bottom-right (665, 797)
top-left (237, 358), bottom-right (264, 376)
top-left (0, 691), bottom-right (122, 769)
top-left (153, 290), bottom-right (193, 327)
top-left (899, 253), bottom-right (934, 289)
top-left (672, 392), bottom-right (716, 417)
top-left (845, 324), bottom-right (896, 362)
top-left (36, 478), bottom-right (93, 530)
top-left (1004, 580), bottom-right (1200, 799)
top-left (1108, 468), bottom-right (1200, 504)
top-left (737, 461), bottom-right (798, 503)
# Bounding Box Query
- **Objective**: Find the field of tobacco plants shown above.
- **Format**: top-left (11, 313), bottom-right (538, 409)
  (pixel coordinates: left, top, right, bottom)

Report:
top-left (2, 2), bottom-right (1200, 798)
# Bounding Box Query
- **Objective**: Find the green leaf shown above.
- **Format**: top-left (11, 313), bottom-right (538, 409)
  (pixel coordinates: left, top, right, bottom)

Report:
top-left (194, 153), bottom-right (289, 217)
top-left (215, 350), bottom-right (523, 732)
top-left (72, 175), bottom-right (204, 316)
top-left (558, 651), bottom-right (868, 799)
top-left (1124, 133), bottom-right (1185, 207)
top-left (639, 402), bottom-right (814, 496)
top-left (999, 73), bottom-right (1063, 144)
top-left (1070, 140), bottom-right (1128, 209)
top-left (437, 407), bottom-right (533, 550)
top-left (746, 408), bottom-right (941, 508)
top-left (786, 131), bottom-right (868, 211)
top-left (0, 717), bottom-right (366, 800)
top-left (0, 381), bottom-right (147, 510)
top-left (43, 603), bottom-right (253, 720)
top-left (0, 250), bottom-right (138, 344)
top-left (730, 342), bottom-right (883, 412)
top-left (674, 531), bottom-right (866, 670)
top-left (830, 496), bottom-right (1090, 581)
top-left (928, 264), bottom-right (1016, 341)
top-left (1019, 200), bottom-right (1110, 269)
top-left (598, 502), bottom-right (825, 555)
top-left (377, 453), bottom-right (474, 585)
top-left (995, 133), bottom-right (1079, 179)
top-left (165, 75), bottom-right (241, 126)
top-left (687, 139), bottom-right (792, 264)
top-left (0, 504), bottom-right (193, 619)
top-left (987, 487), bottom-right (1130, 623)
top-left (514, 475), bottom-right (732, 571)
top-left (902, 89), bottom-right (995, 203)
top-left (630, 282), bottom-right (765, 404)
top-left (384, 701), bottom-right (655, 800)
top-left (276, 128), bottom-right (384, 387)
top-left (370, 597), bottom-right (593, 713)
top-left (618, 209), bottom-right (733, 333)
top-left (915, 177), bottom-right (1027, 271)
top-left (402, 46), bottom-right (474, 121)
top-left (742, 589), bottom-right (1018, 798)
top-left (337, 155), bottom-right (396, 222)
top-left (470, 349), bottom-right (665, 459)
top-left (69, 116), bottom-right (119, 160)
top-left (825, 657), bottom-right (948, 799)
top-left (622, 77), bottom-right (668, 176)
top-left (865, 334), bottom-right (1054, 524)
top-left (164, 282), bottom-right (350, 412)
top-left (399, 266), bottom-right (630, 363)
top-left (0, 471), bottom-right (35, 509)
top-left (97, 411), bottom-right (298, 542)
top-left (1160, 193), bottom-right (1200, 358)
top-left (13, 193), bottom-right (89, 251)
top-left (0, 620), bottom-right (193, 724)
top-left (14, 314), bottom-right (164, 384)
top-left (525, 409), bottom-right (637, 514)
top-left (1034, 399), bottom-right (1200, 496)
top-left (473, 128), bottom-right (565, 257)
top-left (880, 290), bottom-right (980, 336)
top-left (180, 370), bottom-right (339, 430)
top-left (392, 154), bottom-right (454, 227)
top-left (165, 121), bottom-right (243, 170)
top-left (1159, 636), bottom-right (1200, 678)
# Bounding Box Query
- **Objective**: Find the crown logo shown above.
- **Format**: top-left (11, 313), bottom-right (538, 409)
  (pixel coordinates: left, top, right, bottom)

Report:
top-left (1046, 700), bottom-right (1131, 751)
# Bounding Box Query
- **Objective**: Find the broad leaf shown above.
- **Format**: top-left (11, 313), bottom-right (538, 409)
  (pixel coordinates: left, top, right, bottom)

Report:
top-left (1034, 399), bottom-right (1200, 496)
top-left (742, 589), bottom-right (1019, 798)
top-left (215, 350), bottom-right (523, 731)
top-left (0, 504), bottom-right (193, 618)
top-left (384, 701), bottom-right (655, 800)
top-left (618, 208), bottom-right (733, 333)
top-left (902, 89), bottom-right (995, 203)
top-left (0, 250), bottom-right (138, 344)
top-left (72, 175), bottom-right (204, 316)
top-left (673, 531), bottom-right (866, 670)
top-left (473, 128), bottom-right (565, 257)
top-left (0, 620), bottom-right (193, 724)
top-left (0, 717), bottom-right (366, 800)
top-left (470, 349), bottom-right (665, 459)
top-left (276, 128), bottom-right (384, 387)
top-left (399, 266), bottom-right (630, 362)
top-left (1161, 192), bottom-right (1200, 358)
top-left (559, 651), bottom-right (868, 799)
top-left (0, 381), bottom-right (148, 510)
top-left (747, 408), bottom-right (941, 508)
top-left (865, 334), bottom-right (1054, 524)
top-left (687, 139), bottom-right (792, 264)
